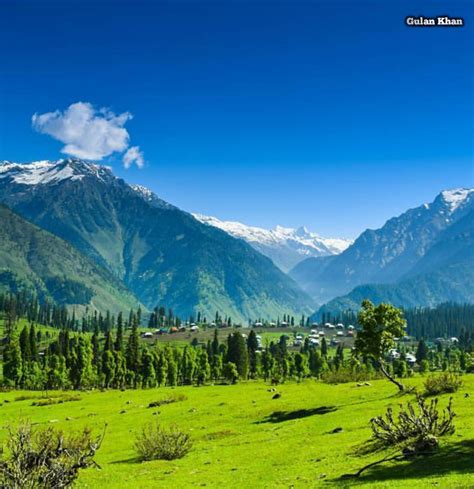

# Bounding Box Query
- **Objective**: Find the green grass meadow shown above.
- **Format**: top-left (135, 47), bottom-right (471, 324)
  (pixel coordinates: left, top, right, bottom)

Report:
top-left (1, 376), bottom-right (473, 488)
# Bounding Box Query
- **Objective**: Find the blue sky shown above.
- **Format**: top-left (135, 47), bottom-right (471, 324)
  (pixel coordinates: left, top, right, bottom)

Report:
top-left (1, 0), bottom-right (473, 238)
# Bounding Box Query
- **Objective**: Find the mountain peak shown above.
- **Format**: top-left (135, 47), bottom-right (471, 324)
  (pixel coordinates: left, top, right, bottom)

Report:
top-left (193, 213), bottom-right (352, 271)
top-left (0, 158), bottom-right (114, 186)
top-left (439, 188), bottom-right (474, 212)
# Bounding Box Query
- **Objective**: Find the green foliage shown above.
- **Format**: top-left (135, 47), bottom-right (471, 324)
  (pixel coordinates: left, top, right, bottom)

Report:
top-left (355, 300), bottom-right (406, 361)
top-left (424, 373), bottom-right (463, 396)
top-left (134, 423), bottom-right (192, 461)
top-left (355, 300), bottom-right (406, 390)
top-left (0, 205), bottom-right (140, 313)
top-left (223, 362), bottom-right (239, 384)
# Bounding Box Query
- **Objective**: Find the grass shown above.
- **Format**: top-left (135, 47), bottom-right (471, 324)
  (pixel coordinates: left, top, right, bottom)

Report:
top-left (0, 376), bottom-right (473, 488)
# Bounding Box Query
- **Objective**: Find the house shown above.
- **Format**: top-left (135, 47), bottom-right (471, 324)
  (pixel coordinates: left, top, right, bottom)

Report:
top-left (142, 332), bottom-right (153, 338)
top-left (190, 325), bottom-right (199, 332)
top-left (309, 338), bottom-right (320, 346)
top-left (336, 323), bottom-right (344, 329)
top-left (389, 348), bottom-right (400, 360)
top-left (347, 325), bottom-right (355, 330)
top-left (336, 331), bottom-right (344, 337)
top-left (406, 353), bottom-right (417, 366)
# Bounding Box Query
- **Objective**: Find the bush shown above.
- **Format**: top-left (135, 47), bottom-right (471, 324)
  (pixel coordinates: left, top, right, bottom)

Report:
top-left (135, 423), bottom-right (192, 461)
top-left (0, 421), bottom-right (104, 488)
top-left (424, 373), bottom-right (463, 396)
top-left (32, 394), bottom-right (82, 406)
top-left (147, 394), bottom-right (187, 408)
top-left (370, 396), bottom-right (455, 447)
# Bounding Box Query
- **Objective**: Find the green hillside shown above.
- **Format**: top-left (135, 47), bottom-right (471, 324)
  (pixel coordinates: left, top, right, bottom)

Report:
top-left (0, 160), bottom-right (313, 321)
top-left (0, 205), bottom-right (141, 314)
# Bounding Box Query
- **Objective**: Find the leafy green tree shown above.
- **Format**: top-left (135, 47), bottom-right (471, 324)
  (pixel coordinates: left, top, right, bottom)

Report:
top-left (141, 350), bottom-right (157, 387)
top-left (223, 362), bottom-right (239, 384)
top-left (196, 349), bottom-right (211, 385)
top-left (3, 340), bottom-right (23, 387)
top-left (294, 352), bottom-right (308, 381)
top-left (355, 300), bottom-right (407, 391)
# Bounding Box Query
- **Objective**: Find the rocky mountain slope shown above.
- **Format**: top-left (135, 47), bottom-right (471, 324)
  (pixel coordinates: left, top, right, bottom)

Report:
top-left (0, 159), bottom-right (313, 321)
top-left (291, 188), bottom-right (474, 305)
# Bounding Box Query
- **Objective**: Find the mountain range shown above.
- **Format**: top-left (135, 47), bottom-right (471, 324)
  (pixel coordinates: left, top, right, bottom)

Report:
top-left (193, 214), bottom-right (351, 272)
top-left (0, 159), bottom-right (313, 322)
top-left (288, 188), bottom-right (474, 317)
top-left (0, 158), bottom-right (472, 320)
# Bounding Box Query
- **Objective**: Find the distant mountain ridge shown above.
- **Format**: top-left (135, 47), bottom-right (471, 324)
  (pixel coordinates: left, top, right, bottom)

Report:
top-left (0, 159), bottom-right (314, 321)
top-left (316, 207), bottom-right (474, 317)
top-left (193, 214), bottom-right (352, 272)
top-left (290, 187), bottom-right (474, 306)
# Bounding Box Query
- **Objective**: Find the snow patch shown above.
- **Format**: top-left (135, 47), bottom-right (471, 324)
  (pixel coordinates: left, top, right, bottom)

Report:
top-left (0, 159), bottom-right (114, 186)
top-left (440, 188), bottom-right (474, 212)
top-left (193, 214), bottom-right (352, 257)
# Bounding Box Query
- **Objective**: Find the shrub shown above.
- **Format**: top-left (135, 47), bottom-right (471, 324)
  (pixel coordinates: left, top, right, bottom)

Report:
top-left (223, 362), bottom-right (239, 384)
top-left (135, 423), bottom-right (192, 461)
top-left (147, 394), bottom-right (187, 408)
top-left (370, 396), bottom-right (455, 447)
top-left (424, 373), bottom-right (463, 396)
top-left (0, 421), bottom-right (104, 488)
top-left (32, 394), bottom-right (82, 406)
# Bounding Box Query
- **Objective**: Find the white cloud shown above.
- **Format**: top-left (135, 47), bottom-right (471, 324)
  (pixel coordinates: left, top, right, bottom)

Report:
top-left (123, 146), bottom-right (145, 169)
top-left (32, 102), bottom-right (144, 168)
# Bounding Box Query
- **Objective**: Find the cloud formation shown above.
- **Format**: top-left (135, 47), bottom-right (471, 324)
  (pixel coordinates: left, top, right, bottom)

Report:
top-left (123, 146), bottom-right (145, 169)
top-left (32, 102), bottom-right (144, 168)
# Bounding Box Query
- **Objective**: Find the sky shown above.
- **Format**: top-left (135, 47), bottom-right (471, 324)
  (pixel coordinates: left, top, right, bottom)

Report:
top-left (0, 0), bottom-right (473, 239)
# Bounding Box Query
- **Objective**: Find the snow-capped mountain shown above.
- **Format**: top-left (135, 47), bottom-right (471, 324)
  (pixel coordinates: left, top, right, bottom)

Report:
top-left (0, 159), bottom-right (113, 185)
top-left (0, 159), bottom-right (314, 321)
top-left (291, 187), bottom-right (474, 305)
top-left (193, 214), bottom-right (352, 272)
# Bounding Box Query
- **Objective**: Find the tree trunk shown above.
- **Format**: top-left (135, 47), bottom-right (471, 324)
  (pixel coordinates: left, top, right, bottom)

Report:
top-left (379, 361), bottom-right (405, 391)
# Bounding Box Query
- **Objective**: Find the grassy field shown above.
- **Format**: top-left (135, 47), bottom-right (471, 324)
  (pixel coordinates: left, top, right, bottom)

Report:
top-left (1, 376), bottom-right (473, 488)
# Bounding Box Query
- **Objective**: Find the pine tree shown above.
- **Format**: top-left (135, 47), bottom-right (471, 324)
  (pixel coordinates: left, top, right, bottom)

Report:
top-left (126, 316), bottom-right (140, 375)
top-left (321, 337), bottom-right (328, 356)
top-left (3, 339), bottom-right (22, 387)
top-left (29, 324), bottom-right (38, 361)
top-left (115, 313), bottom-right (124, 352)
top-left (415, 339), bottom-right (428, 364)
top-left (19, 326), bottom-right (31, 362)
